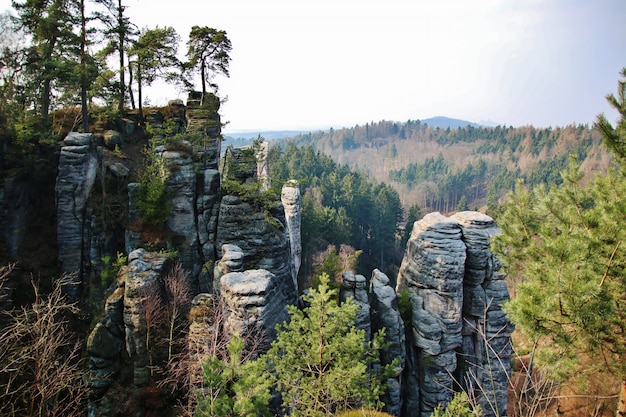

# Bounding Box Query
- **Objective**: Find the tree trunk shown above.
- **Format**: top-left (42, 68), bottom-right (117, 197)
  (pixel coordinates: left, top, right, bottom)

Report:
top-left (137, 63), bottom-right (143, 126)
top-left (200, 61), bottom-right (206, 105)
top-left (117, 0), bottom-right (125, 111)
top-left (80, 0), bottom-right (89, 133)
top-left (617, 380), bottom-right (626, 417)
top-left (128, 62), bottom-right (136, 110)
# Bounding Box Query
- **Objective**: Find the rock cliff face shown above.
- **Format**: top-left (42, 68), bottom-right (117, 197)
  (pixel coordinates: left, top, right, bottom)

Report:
top-left (396, 211), bottom-right (512, 417)
top-left (56, 132), bottom-right (100, 301)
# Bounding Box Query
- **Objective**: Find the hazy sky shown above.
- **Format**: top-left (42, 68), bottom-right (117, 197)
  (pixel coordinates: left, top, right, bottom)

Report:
top-left (2, 0), bottom-right (626, 132)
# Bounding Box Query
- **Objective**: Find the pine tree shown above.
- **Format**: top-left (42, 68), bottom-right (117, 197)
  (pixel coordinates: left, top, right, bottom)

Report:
top-left (263, 273), bottom-right (391, 417)
top-left (494, 68), bottom-right (626, 416)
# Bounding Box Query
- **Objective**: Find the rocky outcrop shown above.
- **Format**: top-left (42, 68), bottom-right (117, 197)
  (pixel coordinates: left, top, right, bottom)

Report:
top-left (0, 176), bottom-right (31, 256)
top-left (281, 181), bottom-right (302, 292)
top-left (161, 146), bottom-right (201, 290)
top-left (370, 269), bottom-right (405, 416)
top-left (396, 211), bottom-right (512, 417)
top-left (453, 211), bottom-right (512, 417)
top-left (56, 132), bottom-right (100, 300)
top-left (123, 249), bottom-right (171, 387)
top-left (216, 195), bottom-right (297, 306)
top-left (86, 248), bottom-right (172, 414)
top-left (213, 244), bottom-right (244, 290)
top-left (220, 269), bottom-right (291, 346)
top-left (397, 212), bottom-right (466, 417)
top-left (340, 271), bottom-right (371, 341)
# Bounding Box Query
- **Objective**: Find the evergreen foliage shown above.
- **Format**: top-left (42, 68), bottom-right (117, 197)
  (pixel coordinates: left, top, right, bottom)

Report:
top-left (262, 273), bottom-right (391, 417)
top-left (195, 336), bottom-right (271, 417)
top-left (430, 392), bottom-right (482, 417)
top-left (493, 69), bottom-right (626, 395)
top-left (269, 143), bottom-right (403, 273)
top-left (136, 146), bottom-right (171, 229)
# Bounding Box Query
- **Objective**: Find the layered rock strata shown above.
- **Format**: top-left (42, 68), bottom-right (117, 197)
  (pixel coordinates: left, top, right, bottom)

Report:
top-left (396, 211), bottom-right (512, 417)
top-left (453, 211), bottom-right (513, 417)
top-left (56, 132), bottom-right (100, 301)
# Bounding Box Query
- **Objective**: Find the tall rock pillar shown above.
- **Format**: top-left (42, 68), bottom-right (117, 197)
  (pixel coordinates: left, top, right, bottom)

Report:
top-left (56, 132), bottom-right (100, 301)
top-left (396, 212), bottom-right (466, 417)
top-left (453, 211), bottom-right (513, 417)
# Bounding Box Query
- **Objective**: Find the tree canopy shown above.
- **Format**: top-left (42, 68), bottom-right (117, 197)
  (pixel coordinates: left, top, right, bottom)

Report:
top-left (186, 26), bottom-right (231, 104)
top-left (262, 273), bottom-right (389, 417)
top-left (493, 68), bottom-right (626, 413)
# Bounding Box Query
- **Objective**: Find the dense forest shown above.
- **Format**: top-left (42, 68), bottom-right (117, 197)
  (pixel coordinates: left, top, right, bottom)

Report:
top-left (277, 121), bottom-right (612, 213)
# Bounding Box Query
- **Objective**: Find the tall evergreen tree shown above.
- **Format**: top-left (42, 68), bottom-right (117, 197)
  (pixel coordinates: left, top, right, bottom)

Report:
top-left (262, 273), bottom-right (391, 417)
top-left (493, 68), bottom-right (626, 417)
top-left (12, 0), bottom-right (79, 117)
top-left (186, 26), bottom-right (231, 104)
top-left (127, 26), bottom-right (180, 125)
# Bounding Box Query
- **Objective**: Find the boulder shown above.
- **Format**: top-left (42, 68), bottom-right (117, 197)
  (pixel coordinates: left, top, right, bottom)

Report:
top-left (103, 130), bottom-right (123, 150)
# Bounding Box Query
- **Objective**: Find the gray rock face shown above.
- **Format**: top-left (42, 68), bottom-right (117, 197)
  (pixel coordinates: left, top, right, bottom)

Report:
top-left (397, 212), bottom-right (466, 416)
top-left (216, 195), bottom-right (297, 306)
top-left (396, 211), bottom-right (512, 417)
top-left (196, 168), bottom-right (221, 292)
top-left (220, 269), bottom-right (290, 346)
top-left (0, 176), bottom-right (30, 256)
top-left (123, 248), bottom-right (171, 387)
top-left (56, 132), bottom-right (100, 300)
top-left (160, 147), bottom-right (201, 291)
top-left (453, 211), bottom-right (512, 417)
top-left (340, 271), bottom-right (371, 341)
top-left (86, 286), bottom-right (125, 398)
top-left (281, 181), bottom-right (302, 292)
top-left (370, 269), bottom-right (405, 416)
top-left (213, 244), bottom-right (244, 290)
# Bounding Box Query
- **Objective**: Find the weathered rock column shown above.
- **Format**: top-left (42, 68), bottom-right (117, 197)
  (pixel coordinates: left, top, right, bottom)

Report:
top-left (281, 181), bottom-right (302, 293)
top-left (56, 132), bottom-right (100, 301)
top-left (370, 269), bottom-right (406, 416)
top-left (453, 211), bottom-right (512, 417)
top-left (396, 212), bottom-right (466, 417)
top-left (220, 269), bottom-right (291, 348)
top-left (340, 271), bottom-right (371, 341)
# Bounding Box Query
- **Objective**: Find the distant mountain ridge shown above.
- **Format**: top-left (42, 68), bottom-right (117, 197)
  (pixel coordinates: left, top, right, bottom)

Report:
top-left (420, 116), bottom-right (481, 129)
top-left (225, 117), bottom-right (485, 141)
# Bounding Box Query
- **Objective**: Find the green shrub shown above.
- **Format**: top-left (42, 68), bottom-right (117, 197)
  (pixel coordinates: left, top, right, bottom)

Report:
top-left (430, 392), bottom-right (482, 417)
top-left (137, 147), bottom-right (171, 229)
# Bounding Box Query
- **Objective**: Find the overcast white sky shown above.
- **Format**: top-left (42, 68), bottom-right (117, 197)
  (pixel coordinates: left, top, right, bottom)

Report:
top-left (2, 0), bottom-right (626, 132)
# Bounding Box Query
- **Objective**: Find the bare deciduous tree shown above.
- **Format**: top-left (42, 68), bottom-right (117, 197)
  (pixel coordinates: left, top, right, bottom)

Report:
top-left (0, 272), bottom-right (86, 417)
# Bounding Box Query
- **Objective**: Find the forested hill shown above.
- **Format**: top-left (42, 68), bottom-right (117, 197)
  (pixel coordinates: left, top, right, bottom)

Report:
top-left (273, 120), bottom-right (613, 213)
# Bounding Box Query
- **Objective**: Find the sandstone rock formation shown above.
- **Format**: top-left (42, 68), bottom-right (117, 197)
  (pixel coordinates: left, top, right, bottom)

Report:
top-left (396, 211), bottom-right (512, 417)
top-left (281, 181), bottom-right (302, 292)
top-left (453, 211), bottom-right (512, 417)
top-left (370, 269), bottom-right (405, 416)
top-left (340, 271), bottom-right (371, 341)
top-left (220, 268), bottom-right (291, 345)
top-left (56, 132), bottom-right (100, 300)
